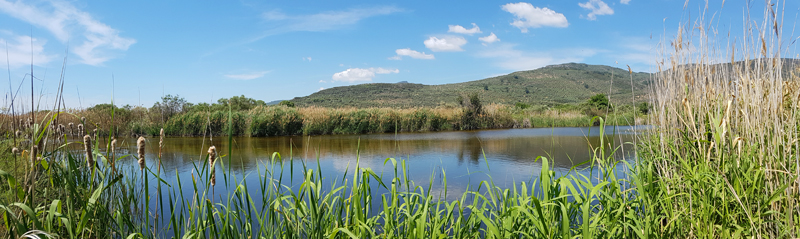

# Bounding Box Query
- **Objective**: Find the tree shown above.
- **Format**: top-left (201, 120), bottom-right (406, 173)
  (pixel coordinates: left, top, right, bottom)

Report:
top-left (458, 93), bottom-right (484, 130)
top-left (279, 100), bottom-right (295, 107)
top-left (151, 94), bottom-right (188, 121)
top-left (217, 95), bottom-right (266, 111)
top-left (587, 93), bottom-right (610, 109)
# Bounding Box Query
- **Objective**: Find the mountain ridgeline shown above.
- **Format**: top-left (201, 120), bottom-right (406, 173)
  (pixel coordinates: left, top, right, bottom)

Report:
top-left (291, 63), bottom-right (652, 108)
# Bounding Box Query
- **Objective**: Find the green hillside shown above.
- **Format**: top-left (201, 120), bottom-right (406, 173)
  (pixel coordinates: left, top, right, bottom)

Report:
top-left (291, 63), bottom-right (652, 108)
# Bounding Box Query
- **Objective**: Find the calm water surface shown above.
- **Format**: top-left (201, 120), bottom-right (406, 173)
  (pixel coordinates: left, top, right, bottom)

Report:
top-left (109, 126), bottom-right (638, 197)
top-left (100, 126), bottom-right (641, 234)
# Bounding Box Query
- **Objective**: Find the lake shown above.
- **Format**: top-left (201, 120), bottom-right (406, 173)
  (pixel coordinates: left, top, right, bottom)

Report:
top-left (104, 125), bottom-right (638, 200)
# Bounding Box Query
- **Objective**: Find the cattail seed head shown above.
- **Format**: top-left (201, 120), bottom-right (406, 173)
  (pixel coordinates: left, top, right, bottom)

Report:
top-left (84, 135), bottom-right (93, 168)
top-left (15, 130), bottom-right (21, 138)
top-left (110, 138), bottom-right (117, 159)
top-left (77, 124), bottom-right (84, 136)
top-left (209, 146), bottom-right (217, 186)
top-left (68, 122), bottom-right (74, 128)
top-left (137, 136), bottom-right (146, 170)
top-left (159, 128), bottom-right (164, 158)
top-left (11, 147), bottom-right (19, 155)
top-left (208, 146), bottom-right (217, 165)
top-left (80, 117), bottom-right (86, 123)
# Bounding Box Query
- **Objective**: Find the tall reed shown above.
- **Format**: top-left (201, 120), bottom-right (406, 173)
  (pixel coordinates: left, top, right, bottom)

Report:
top-left (644, 1), bottom-right (800, 237)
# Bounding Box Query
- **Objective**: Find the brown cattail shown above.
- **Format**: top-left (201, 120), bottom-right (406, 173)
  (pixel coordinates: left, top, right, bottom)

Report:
top-left (77, 124), bottom-right (84, 136)
top-left (11, 147), bottom-right (19, 155)
top-left (83, 135), bottom-right (93, 168)
top-left (68, 123), bottom-right (74, 136)
top-left (15, 130), bottom-right (21, 138)
top-left (159, 128), bottom-right (164, 159)
top-left (93, 128), bottom-right (98, 139)
top-left (137, 136), bottom-right (146, 170)
top-left (80, 117), bottom-right (86, 123)
top-left (208, 146), bottom-right (217, 186)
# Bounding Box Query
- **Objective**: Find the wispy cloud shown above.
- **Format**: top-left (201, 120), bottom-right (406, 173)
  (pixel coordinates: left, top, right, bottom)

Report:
top-left (0, 0), bottom-right (136, 65)
top-left (448, 23), bottom-right (481, 35)
top-left (424, 36), bottom-right (467, 52)
top-left (260, 6), bottom-right (402, 35)
top-left (501, 2), bottom-right (568, 33)
top-left (620, 0), bottom-right (631, 4)
top-left (479, 33), bottom-right (500, 45)
top-left (0, 32), bottom-right (56, 68)
top-left (224, 71), bottom-right (270, 80)
top-left (331, 67), bottom-right (399, 83)
top-left (477, 43), bottom-right (599, 71)
top-left (389, 48), bottom-right (434, 60)
top-left (579, 0), bottom-right (614, 21)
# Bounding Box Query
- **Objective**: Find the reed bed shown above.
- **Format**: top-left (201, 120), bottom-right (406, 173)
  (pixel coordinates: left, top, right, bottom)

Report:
top-left (642, 1), bottom-right (800, 237)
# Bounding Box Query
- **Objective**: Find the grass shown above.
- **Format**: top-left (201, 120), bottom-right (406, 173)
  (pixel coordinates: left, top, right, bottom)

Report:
top-left (0, 115), bottom-right (652, 238)
top-left (2, 1), bottom-right (799, 238)
top-left (19, 102), bottom-right (638, 137)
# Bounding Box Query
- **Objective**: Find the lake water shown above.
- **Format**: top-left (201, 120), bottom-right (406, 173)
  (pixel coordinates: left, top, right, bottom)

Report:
top-left (91, 126), bottom-right (642, 235)
top-left (106, 126), bottom-right (638, 199)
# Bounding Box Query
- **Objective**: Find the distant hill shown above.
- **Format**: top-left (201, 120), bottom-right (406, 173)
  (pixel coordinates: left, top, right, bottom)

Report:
top-left (290, 63), bottom-right (652, 108)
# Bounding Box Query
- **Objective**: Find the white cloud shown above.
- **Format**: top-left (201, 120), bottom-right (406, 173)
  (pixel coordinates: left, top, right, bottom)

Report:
top-left (620, 0), bottom-right (631, 4)
top-left (448, 23), bottom-right (481, 35)
top-left (224, 71), bottom-right (270, 80)
top-left (0, 0), bottom-right (136, 65)
top-left (331, 67), bottom-right (399, 83)
top-left (501, 2), bottom-right (568, 33)
top-left (579, 0), bottom-right (614, 20)
top-left (479, 33), bottom-right (500, 45)
top-left (390, 48), bottom-right (435, 60)
top-left (477, 43), bottom-right (598, 71)
top-left (318, 87), bottom-right (325, 91)
top-left (424, 36), bottom-right (467, 52)
top-left (0, 33), bottom-right (56, 68)
top-left (303, 57), bottom-right (312, 61)
top-left (261, 6), bottom-right (402, 34)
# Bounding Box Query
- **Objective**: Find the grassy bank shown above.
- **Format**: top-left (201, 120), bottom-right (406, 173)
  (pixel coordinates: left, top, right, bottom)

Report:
top-left (2, 101), bottom-right (640, 138)
top-left (3, 2), bottom-right (799, 239)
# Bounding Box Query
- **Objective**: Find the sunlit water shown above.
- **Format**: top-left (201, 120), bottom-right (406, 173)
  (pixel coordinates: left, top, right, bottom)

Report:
top-left (95, 126), bottom-right (641, 233)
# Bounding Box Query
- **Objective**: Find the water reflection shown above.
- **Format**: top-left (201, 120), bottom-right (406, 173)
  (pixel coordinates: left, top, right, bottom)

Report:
top-left (106, 126), bottom-right (638, 187)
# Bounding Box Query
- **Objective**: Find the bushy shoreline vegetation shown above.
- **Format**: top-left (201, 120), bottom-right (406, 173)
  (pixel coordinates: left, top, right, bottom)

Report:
top-left (2, 3), bottom-right (800, 238)
top-left (2, 93), bottom-right (641, 138)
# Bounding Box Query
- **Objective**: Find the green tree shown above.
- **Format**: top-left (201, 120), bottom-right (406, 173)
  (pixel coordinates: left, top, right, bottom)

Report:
top-left (217, 95), bottom-right (266, 111)
top-left (279, 100), bottom-right (295, 107)
top-left (458, 93), bottom-right (484, 130)
top-left (587, 93), bottom-right (610, 109)
top-left (151, 94), bottom-right (188, 121)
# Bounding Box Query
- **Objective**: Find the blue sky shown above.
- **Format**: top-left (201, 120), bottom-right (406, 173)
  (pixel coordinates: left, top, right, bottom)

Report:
top-left (1, 0), bottom-right (798, 108)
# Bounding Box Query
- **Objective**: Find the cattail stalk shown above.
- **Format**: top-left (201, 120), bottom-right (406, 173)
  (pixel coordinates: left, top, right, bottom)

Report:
top-left (208, 146), bottom-right (217, 186)
top-left (84, 135), bottom-right (93, 168)
top-left (110, 138), bottom-right (117, 172)
top-left (137, 136), bottom-right (146, 170)
top-left (159, 128), bottom-right (164, 159)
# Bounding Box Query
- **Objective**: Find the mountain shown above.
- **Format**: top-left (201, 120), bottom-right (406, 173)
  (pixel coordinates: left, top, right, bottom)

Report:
top-left (291, 63), bottom-right (653, 108)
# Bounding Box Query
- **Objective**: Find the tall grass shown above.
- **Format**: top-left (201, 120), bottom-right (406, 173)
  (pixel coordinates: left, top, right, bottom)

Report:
top-left (642, 1), bottom-right (800, 237)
